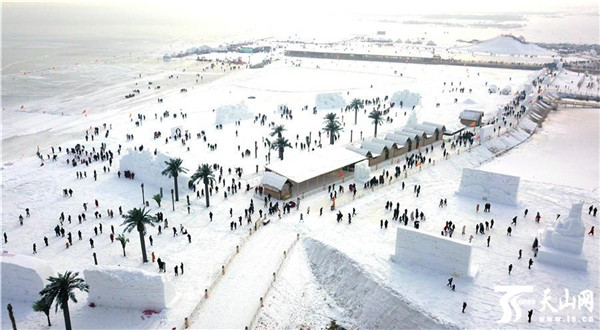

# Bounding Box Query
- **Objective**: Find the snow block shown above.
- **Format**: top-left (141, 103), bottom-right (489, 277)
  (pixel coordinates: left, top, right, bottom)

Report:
top-left (390, 90), bottom-right (421, 109)
top-left (315, 93), bottom-right (346, 110)
top-left (0, 253), bottom-right (55, 303)
top-left (84, 266), bottom-right (175, 310)
top-left (353, 160), bottom-right (371, 184)
top-left (119, 149), bottom-right (190, 194)
top-left (392, 226), bottom-right (476, 278)
top-left (457, 168), bottom-right (520, 205)
top-left (537, 247), bottom-right (588, 270)
top-left (215, 102), bottom-right (254, 125)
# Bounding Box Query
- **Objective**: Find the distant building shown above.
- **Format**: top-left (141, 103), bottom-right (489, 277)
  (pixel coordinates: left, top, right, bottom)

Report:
top-left (377, 31), bottom-right (386, 35)
top-left (459, 110), bottom-right (484, 127)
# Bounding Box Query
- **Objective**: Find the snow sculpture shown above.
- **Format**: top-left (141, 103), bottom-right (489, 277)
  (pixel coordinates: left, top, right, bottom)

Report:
top-left (84, 266), bottom-right (175, 310)
top-left (537, 202), bottom-right (588, 270)
top-left (1, 253), bottom-right (55, 303)
top-left (392, 226), bottom-right (477, 277)
top-left (353, 160), bottom-right (370, 183)
top-left (478, 124), bottom-right (495, 142)
top-left (406, 110), bottom-right (418, 126)
top-left (215, 102), bottom-right (254, 125)
top-left (315, 93), bottom-right (346, 110)
top-left (119, 149), bottom-right (191, 193)
top-left (457, 168), bottom-right (520, 205)
top-left (390, 90), bottom-right (421, 109)
top-left (170, 126), bottom-right (183, 138)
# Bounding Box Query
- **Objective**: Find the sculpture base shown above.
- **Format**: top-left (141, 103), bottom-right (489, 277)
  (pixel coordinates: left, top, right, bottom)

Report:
top-left (537, 246), bottom-right (588, 270)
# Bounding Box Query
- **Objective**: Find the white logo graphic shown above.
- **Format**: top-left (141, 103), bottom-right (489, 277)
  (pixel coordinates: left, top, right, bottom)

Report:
top-left (495, 285), bottom-right (534, 323)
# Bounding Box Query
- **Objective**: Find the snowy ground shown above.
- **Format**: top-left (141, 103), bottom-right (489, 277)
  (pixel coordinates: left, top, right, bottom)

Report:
top-left (1, 41), bottom-right (599, 330)
top-left (480, 107), bottom-right (599, 190)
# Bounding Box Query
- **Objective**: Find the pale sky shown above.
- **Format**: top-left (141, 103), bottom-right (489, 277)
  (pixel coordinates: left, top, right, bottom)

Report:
top-left (3, 0), bottom-right (599, 16)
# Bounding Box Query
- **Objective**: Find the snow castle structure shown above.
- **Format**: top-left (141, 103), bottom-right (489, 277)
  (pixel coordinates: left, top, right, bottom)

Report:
top-left (537, 202), bottom-right (588, 270)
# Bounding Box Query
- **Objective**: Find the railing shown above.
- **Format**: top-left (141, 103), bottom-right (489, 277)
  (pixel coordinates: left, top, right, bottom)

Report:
top-left (180, 217), bottom-right (266, 329)
top-left (247, 233), bottom-right (301, 330)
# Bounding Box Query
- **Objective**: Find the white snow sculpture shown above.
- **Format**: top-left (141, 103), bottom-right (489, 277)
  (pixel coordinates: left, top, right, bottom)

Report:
top-left (457, 168), bottom-right (520, 205)
top-left (119, 149), bottom-right (191, 193)
top-left (392, 226), bottom-right (477, 277)
top-left (537, 202), bottom-right (588, 270)
top-left (406, 110), bottom-right (418, 126)
top-left (84, 266), bottom-right (175, 310)
top-left (215, 102), bottom-right (254, 125)
top-left (315, 93), bottom-right (346, 110)
top-left (170, 126), bottom-right (183, 138)
top-left (390, 90), bottom-right (421, 109)
top-left (353, 160), bottom-right (370, 184)
top-left (1, 253), bottom-right (55, 303)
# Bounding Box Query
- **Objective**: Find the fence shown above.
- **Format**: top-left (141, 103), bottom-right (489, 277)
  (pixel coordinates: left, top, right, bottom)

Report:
top-left (247, 233), bottom-right (301, 329)
top-left (181, 217), bottom-right (267, 329)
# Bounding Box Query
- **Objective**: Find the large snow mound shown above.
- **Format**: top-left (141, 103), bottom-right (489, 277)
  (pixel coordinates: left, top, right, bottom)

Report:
top-left (455, 36), bottom-right (556, 57)
top-left (215, 102), bottom-right (254, 125)
top-left (315, 93), bottom-right (346, 110)
top-left (303, 238), bottom-right (446, 329)
top-left (390, 90), bottom-right (421, 109)
top-left (119, 149), bottom-right (191, 194)
top-left (1, 253), bottom-right (55, 303)
top-left (84, 265), bottom-right (175, 310)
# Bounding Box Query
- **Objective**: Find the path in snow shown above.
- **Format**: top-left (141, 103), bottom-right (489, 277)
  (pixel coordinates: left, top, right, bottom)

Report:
top-left (189, 222), bottom-right (296, 329)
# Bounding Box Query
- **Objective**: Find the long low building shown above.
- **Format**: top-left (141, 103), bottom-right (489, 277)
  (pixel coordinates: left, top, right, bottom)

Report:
top-left (263, 147), bottom-right (366, 199)
top-left (345, 121), bottom-right (448, 165)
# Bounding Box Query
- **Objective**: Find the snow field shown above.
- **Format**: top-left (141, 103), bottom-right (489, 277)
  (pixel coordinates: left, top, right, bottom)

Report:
top-left (1, 44), bottom-right (597, 330)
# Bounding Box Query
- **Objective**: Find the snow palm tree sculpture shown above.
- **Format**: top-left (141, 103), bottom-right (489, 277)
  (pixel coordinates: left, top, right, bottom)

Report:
top-left (369, 110), bottom-right (384, 138)
top-left (270, 137), bottom-right (292, 160)
top-left (161, 158), bottom-right (188, 202)
top-left (270, 124), bottom-right (286, 138)
top-left (38, 271), bottom-right (88, 330)
top-left (350, 98), bottom-right (364, 125)
top-left (116, 234), bottom-right (129, 257)
top-left (323, 113), bottom-right (343, 145)
top-left (121, 207), bottom-right (158, 263)
top-left (32, 297), bottom-right (53, 326)
top-left (191, 164), bottom-right (215, 207)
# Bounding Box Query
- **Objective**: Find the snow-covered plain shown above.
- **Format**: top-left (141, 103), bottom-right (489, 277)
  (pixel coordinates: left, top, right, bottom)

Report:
top-left (1, 42), bottom-right (599, 330)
